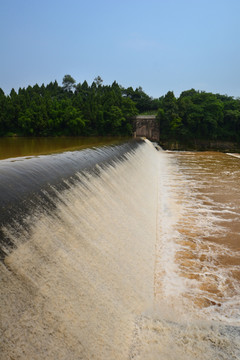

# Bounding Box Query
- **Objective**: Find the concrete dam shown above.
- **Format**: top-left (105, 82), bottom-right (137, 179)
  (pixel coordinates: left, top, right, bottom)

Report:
top-left (0, 139), bottom-right (240, 360)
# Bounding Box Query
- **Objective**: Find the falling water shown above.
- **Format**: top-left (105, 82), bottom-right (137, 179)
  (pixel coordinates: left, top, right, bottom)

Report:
top-left (0, 140), bottom-right (239, 359)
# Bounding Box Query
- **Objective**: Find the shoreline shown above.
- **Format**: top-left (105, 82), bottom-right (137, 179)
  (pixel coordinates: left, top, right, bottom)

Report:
top-left (159, 139), bottom-right (240, 153)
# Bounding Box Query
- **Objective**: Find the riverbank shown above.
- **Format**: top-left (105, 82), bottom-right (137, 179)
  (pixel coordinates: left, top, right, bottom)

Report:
top-left (159, 139), bottom-right (240, 152)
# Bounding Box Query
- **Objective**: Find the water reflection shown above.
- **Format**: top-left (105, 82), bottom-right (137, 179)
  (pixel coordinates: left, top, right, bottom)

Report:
top-left (0, 136), bottom-right (130, 160)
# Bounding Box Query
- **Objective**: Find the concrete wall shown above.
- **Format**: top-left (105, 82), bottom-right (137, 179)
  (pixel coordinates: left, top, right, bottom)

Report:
top-left (133, 116), bottom-right (159, 142)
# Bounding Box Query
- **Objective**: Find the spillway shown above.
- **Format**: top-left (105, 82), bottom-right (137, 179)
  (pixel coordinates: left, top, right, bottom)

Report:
top-left (0, 140), bottom-right (239, 359)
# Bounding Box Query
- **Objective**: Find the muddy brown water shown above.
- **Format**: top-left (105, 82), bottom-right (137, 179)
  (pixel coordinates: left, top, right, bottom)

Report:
top-left (0, 136), bottom-right (130, 160)
top-left (0, 141), bottom-right (239, 359)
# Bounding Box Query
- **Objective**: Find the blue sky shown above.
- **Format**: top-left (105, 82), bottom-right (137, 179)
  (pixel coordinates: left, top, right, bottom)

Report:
top-left (1, 0), bottom-right (240, 98)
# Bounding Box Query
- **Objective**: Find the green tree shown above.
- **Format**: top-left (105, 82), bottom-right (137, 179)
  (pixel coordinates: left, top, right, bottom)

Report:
top-left (157, 91), bottom-right (180, 140)
top-left (105, 106), bottom-right (125, 134)
top-left (94, 76), bottom-right (103, 87)
top-left (62, 74), bottom-right (76, 92)
top-left (0, 89), bottom-right (9, 133)
top-left (121, 97), bottom-right (138, 118)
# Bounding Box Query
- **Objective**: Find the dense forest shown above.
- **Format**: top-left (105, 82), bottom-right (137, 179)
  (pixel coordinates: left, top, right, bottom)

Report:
top-left (158, 89), bottom-right (240, 143)
top-left (0, 75), bottom-right (240, 142)
top-left (0, 75), bottom-right (157, 137)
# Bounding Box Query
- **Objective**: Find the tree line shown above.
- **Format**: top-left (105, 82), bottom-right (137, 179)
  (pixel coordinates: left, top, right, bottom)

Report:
top-left (0, 75), bottom-right (158, 137)
top-left (158, 89), bottom-right (240, 143)
top-left (0, 75), bottom-right (240, 142)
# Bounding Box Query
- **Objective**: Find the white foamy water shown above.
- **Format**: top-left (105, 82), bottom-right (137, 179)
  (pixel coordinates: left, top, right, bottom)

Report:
top-left (131, 149), bottom-right (240, 359)
top-left (155, 151), bottom-right (240, 325)
top-left (0, 141), bottom-right (240, 359)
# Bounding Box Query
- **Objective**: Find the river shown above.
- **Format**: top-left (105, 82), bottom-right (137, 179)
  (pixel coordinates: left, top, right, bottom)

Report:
top-left (0, 139), bottom-right (239, 359)
top-left (0, 136), bottom-right (130, 160)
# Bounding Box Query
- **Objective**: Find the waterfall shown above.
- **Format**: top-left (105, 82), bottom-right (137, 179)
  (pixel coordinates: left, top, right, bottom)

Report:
top-left (0, 140), bottom-right (239, 360)
top-left (0, 139), bottom-right (159, 359)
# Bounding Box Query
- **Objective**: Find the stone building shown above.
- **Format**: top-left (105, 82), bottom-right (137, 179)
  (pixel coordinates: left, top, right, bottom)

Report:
top-left (133, 115), bottom-right (159, 142)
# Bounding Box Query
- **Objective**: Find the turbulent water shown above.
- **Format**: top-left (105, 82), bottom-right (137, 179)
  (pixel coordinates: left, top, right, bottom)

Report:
top-left (0, 140), bottom-right (239, 359)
